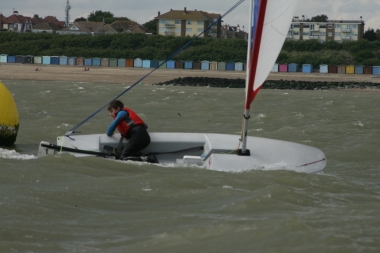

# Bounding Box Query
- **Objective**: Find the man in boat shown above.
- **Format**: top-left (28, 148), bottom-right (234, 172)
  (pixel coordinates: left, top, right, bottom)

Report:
top-left (107, 100), bottom-right (150, 161)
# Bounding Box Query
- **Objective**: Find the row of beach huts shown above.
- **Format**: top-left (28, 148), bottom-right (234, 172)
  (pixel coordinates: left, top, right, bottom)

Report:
top-left (1, 54), bottom-right (380, 75)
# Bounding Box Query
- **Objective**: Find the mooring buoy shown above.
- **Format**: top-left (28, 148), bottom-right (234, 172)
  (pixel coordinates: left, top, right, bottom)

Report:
top-left (0, 81), bottom-right (19, 146)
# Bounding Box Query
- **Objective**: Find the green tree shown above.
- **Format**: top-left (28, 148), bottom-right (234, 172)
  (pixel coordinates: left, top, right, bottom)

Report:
top-left (88, 10), bottom-right (116, 24)
top-left (353, 50), bottom-right (373, 64)
top-left (363, 28), bottom-right (377, 41)
top-left (143, 20), bottom-right (157, 34)
top-left (74, 17), bottom-right (87, 22)
top-left (310, 14), bottom-right (328, 22)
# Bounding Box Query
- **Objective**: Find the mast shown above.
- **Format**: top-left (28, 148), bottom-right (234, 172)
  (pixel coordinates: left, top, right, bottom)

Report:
top-left (240, 0), bottom-right (268, 155)
top-left (240, 0), bottom-right (254, 155)
top-left (65, 0), bottom-right (71, 27)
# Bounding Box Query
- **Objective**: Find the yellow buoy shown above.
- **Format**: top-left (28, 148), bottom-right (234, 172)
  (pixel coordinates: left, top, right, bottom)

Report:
top-left (0, 81), bottom-right (19, 146)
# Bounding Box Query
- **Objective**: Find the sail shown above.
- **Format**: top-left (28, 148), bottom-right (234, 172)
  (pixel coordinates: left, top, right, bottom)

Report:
top-left (245, 0), bottom-right (298, 108)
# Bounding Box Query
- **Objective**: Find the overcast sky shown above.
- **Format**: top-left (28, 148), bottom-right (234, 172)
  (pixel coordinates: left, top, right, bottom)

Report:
top-left (1, 0), bottom-right (379, 30)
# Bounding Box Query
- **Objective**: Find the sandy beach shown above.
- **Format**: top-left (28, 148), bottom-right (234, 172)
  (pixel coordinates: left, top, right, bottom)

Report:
top-left (1, 63), bottom-right (380, 85)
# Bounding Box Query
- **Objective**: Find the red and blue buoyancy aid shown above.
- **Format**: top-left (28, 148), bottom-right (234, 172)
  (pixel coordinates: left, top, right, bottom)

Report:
top-left (115, 108), bottom-right (145, 137)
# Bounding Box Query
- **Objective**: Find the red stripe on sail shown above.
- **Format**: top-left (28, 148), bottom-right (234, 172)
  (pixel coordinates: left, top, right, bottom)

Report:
top-left (245, 0), bottom-right (268, 109)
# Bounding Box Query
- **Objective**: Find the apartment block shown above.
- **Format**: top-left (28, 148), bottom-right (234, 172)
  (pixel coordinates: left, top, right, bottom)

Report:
top-left (155, 7), bottom-right (222, 38)
top-left (287, 16), bottom-right (365, 42)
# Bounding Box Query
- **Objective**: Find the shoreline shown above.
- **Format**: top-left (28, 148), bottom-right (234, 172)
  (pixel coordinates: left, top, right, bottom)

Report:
top-left (1, 63), bottom-right (380, 89)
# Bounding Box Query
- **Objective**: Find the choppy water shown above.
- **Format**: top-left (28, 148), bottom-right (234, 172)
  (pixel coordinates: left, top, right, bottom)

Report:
top-left (1, 80), bottom-right (380, 253)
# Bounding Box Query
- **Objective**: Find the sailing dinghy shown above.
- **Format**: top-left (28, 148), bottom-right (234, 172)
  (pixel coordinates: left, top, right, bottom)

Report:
top-left (38, 0), bottom-right (326, 173)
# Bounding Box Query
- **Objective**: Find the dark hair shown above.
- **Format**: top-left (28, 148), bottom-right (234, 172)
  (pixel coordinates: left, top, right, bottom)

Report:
top-left (108, 100), bottom-right (124, 111)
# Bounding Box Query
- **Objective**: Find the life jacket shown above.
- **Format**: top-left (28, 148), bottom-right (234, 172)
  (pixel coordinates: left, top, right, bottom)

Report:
top-left (115, 108), bottom-right (145, 137)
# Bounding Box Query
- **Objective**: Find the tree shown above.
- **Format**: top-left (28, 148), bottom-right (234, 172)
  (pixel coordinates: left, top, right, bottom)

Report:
top-left (88, 10), bottom-right (115, 24)
top-left (310, 14), bottom-right (328, 22)
top-left (363, 28), bottom-right (377, 41)
top-left (376, 29), bottom-right (380, 41)
top-left (143, 20), bottom-right (157, 34)
top-left (74, 17), bottom-right (87, 22)
top-left (87, 10), bottom-right (130, 24)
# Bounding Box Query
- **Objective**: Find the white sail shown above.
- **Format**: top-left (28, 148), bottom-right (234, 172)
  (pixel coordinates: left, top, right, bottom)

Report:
top-left (252, 0), bottom-right (297, 92)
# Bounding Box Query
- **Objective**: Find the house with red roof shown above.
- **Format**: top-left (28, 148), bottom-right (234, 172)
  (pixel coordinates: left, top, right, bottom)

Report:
top-left (31, 14), bottom-right (66, 33)
top-left (0, 14), bottom-right (9, 30)
top-left (5, 11), bottom-right (32, 32)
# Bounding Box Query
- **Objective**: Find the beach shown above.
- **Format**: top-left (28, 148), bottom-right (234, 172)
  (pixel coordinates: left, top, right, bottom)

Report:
top-left (1, 63), bottom-right (380, 85)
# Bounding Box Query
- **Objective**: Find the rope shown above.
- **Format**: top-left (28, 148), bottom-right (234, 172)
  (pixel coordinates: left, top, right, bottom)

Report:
top-left (65, 0), bottom-right (246, 137)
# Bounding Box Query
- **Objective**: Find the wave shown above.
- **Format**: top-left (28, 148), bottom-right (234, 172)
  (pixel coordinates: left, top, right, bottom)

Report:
top-left (0, 148), bottom-right (36, 160)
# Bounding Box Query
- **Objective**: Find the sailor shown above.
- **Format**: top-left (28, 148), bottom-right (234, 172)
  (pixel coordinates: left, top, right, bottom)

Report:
top-left (107, 100), bottom-right (150, 161)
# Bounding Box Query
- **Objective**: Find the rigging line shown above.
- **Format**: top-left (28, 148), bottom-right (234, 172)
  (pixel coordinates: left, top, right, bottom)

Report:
top-left (65, 0), bottom-right (246, 137)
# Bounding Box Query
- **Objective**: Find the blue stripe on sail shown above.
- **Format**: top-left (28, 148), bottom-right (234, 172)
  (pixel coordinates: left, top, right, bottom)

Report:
top-left (251, 0), bottom-right (260, 49)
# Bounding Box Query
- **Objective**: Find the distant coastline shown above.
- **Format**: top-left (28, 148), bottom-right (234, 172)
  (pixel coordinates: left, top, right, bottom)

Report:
top-left (1, 64), bottom-right (380, 91)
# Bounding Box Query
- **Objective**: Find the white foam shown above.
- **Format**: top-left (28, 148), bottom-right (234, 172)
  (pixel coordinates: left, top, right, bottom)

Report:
top-left (0, 148), bottom-right (36, 160)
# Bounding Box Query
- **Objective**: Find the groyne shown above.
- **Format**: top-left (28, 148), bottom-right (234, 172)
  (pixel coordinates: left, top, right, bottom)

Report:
top-left (155, 77), bottom-right (380, 90)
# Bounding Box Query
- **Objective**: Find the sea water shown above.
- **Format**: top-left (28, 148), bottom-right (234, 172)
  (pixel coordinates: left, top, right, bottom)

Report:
top-left (1, 80), bottom-right (379, 253)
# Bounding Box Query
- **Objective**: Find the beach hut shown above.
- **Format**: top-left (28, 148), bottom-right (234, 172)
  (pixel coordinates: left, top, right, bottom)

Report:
top-left (226, 62), bottom-right (235, 71)
top-left (319, 64), bottom-right (328, 74)
top-left (142, 59), bottom-right (151, 68)
top-left (175, 60), bottom-right (184, 69)
top-left (167, 60), bottom-right (175, 69)
top-left (346, 65), bottom-right (355, 74)
top-left (279, 64), bottom-right (288, 72)
top-left (235, 62), bottom-right (244, 71)
top-left (210, 61), bottom-right (218, 70)
top-left (134, 58), bottom-right (142, 68)
top-left (24, 55), bottom-right (34, 64)
top-left (159, 60), bottom-right (167, 69)
top-left (84, 58), bottom-right (92, 66)
top-left (59, 56), bottom-right (68, 65)
top-left (101, 58), bottom-right (109, 67)
top-left (126, 59), bottom-right (134, 68)
top-left (271, 63), bottom-right (279, 72)
top-left (150, 60), bottom-right (159, 68)
top-left (288, 63), bottom-right (298, 72)
top-left (34, 56), bottom-right (42, 64)
top-left (109, 58), bottom-right (117, 67)
top-left (0, 54), bottom-right (7, 63)
top-left (184, 60), bottom-right (193, 69)
top-left (92, 58), bottom-right (101, 66)
top-left (117, 58), bottom-right (126, 67)
top-left (42, 56), bottom-right (51, 65)
top-left (337, 65), bottom-right (346, 74)
top-left (201, 60), bottom-right (210, 70)
top-left (302, 64), bottom-right (313, 73)
top-left (7, 55), bottom-right (16, 63)
top-left (50, 56), bottom-right (59, 65)
top-left (193, 61), bottom-right (201, 70)
top-left (68, 57), bottom-right (76, 66)
top-left (16, 55), bottom-right (25, 63)
top-left (363, 66), bottom-right (372, 75)
top-left (328, 65), bottom-right (337, 73)
top-left (354, 65), bottom-right (363, 74)
top-left (218, 62), bottom-right (226, 71)
top-left (25, 55), bottom-right (34, 64)
top-left (76, 57), bottom-right (84, 66)
top-left (373, 66), bottom-right (380, 76)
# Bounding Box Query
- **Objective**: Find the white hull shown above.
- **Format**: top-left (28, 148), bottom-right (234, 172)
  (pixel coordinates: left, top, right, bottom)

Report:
top-left (38, 132), bottom-right (326, 173)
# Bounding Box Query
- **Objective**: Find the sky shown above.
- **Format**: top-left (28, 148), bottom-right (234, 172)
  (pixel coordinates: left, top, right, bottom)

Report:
top-left (1, 0), bottom-right (379, 31)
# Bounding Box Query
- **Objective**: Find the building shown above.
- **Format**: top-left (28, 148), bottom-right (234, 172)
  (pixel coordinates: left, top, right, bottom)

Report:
top-left (0, 14), bottom-right (9, 30)
top-left (57, 21), bottom-right (116, 35)
top-left (155, 7), bottom-right (222, 38)
top-left (56, 20), bottom-right (145, 35)
top-left (222, 24), bottom-right (248, 39)
top-left (31, 14), bottom-right (66, 33)
top-left (287, 16), bottom-right (365, 42)
top-left (4, 11), bottom-right (32, 32)
top-left (109, 20), bottom-right (146, 34)
top-left (32, 22), bottom-right (62, 33)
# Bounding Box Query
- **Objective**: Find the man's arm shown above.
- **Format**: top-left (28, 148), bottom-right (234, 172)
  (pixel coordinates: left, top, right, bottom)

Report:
top-left (106, 110), bottom-right (128, 136)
